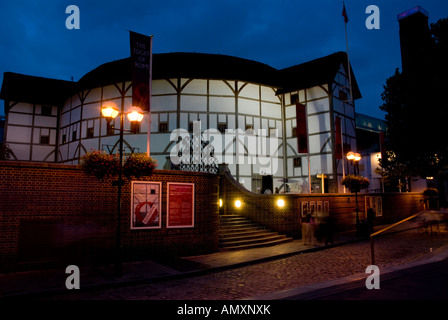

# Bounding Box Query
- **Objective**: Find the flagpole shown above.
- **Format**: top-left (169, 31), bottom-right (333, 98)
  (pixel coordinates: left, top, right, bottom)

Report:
top-left (342, 1), bottom-right (351, 193)
top-left (305, 103), bottom-right (311, 193)
top-left (343, 1), bottom-right (354, 104)
top-left (341, 118), bottom-right (346, 193)
top-left (147, 35), bottom-right (153, 157)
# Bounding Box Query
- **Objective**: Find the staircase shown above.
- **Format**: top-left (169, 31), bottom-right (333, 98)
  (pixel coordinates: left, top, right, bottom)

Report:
top-left (219, 215), bottom-right (293, 251)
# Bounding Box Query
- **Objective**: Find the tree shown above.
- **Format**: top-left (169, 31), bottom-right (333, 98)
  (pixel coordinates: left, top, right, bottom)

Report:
top-left (375, 150), bottom-right (415, 192)
top-left (379, 18), bottom-right (448, 185)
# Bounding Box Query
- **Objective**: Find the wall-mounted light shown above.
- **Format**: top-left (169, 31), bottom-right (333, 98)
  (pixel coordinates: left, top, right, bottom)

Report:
top-left (234, 200), bottom-right (242, 208)
top-left (219, 199), bottom-right (223, 207)
top-left (276, 199), bottom-right (285, 208)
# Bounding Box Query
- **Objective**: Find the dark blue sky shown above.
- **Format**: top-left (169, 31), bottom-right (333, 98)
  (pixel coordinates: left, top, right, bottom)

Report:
top-left (1, 0), bottom-right (447, 119)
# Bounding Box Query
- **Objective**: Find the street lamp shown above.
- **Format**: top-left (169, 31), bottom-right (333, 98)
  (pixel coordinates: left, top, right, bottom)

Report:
top-left (347, 151), bottom-right (362, 232)
top-left (346, 151), bottom-right (361, 175)
top-left (101, 103), bottom-right (144, 277)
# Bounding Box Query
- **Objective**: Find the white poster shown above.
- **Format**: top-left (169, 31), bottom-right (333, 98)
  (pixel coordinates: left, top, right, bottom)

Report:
top-left (131, 181), bottom-right (162, 230)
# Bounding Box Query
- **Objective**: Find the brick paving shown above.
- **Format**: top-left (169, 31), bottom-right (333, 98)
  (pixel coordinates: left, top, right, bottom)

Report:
top-left (37, 229), bottom-right (448, 300)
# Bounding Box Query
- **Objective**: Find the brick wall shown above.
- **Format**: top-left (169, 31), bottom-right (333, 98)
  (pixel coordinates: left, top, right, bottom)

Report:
top-left (0, 161), bottom-right (219, 273)
top-left (0, 160), bottom-right (426, 273)
top-left (219, 167), bottom-right (425, 237)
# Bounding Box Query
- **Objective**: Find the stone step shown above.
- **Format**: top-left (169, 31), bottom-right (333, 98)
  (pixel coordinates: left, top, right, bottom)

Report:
top-left (220, 231), bottom-right (280, 242)
top-left (220, 229), bottom-right (271, 239)
top-left (220, 234), bottom-right (289, 247)
top-left (219, 214), bottom-right (293, 251)
top-left (220, 224), bottom-right (265, 231)
top-left (219, 237), bottom-right (293, 251)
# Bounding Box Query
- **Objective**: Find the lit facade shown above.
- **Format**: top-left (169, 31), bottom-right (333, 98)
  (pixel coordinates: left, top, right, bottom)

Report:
top-left (1, 51), bottom-right (361, 193)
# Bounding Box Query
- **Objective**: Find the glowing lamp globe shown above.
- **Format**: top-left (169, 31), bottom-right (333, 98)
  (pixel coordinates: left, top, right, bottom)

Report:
top-left (127, 107), bottom-right (144, 122)
top-left (101, 103), bottom-right (119, 119)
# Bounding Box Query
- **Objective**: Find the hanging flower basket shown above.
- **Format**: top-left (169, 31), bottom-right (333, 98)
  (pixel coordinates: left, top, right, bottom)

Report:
top-left (79, 150), bottom-right (120, 180)
top-left (342, 175), bottom-right (370, 193)
top-left (123, 153), bottom-right (158, 179)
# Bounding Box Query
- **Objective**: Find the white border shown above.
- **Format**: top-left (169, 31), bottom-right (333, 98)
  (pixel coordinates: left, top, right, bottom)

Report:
top-left (130, 181), bottom-right (162, 230)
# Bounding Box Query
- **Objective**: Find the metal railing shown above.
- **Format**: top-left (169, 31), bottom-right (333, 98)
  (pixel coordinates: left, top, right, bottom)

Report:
top-left (370, 211), bottom-right (427, 265)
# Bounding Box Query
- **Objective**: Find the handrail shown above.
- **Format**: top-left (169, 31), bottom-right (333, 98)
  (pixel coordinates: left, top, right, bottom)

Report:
top-left (370, 211), bottom-right (427, 265)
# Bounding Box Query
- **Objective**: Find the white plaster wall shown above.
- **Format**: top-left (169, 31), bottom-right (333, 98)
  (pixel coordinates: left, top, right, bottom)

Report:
top-left (237, 98), bottom-right (258, 116)
top-left (7, 113), bottom-right (33, 126)
top-left (7, 126), bottom-right (32, 143)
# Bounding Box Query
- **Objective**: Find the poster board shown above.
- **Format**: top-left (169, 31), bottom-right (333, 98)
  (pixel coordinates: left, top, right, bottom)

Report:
top-left (309, 201), bottom-right (316, 216)
top-left (365, 196), bottom-right (383, 218)
top-left (324, 201), bottom-right (330, 214)
top-left (130, 181), bottom-right (162, 230)
top-left (301, 202), bottom-right (308, 217)
top-left (167, 182), bottom-right (195, 228)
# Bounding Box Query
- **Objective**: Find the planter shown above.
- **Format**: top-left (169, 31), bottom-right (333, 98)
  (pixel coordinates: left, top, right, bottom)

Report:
top-left (123, 153), bottom-right (158, 179)
top-left (79, 151), bottom-right (120, 180)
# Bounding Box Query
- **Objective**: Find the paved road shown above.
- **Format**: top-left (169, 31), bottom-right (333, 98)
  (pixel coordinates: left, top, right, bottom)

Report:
top-left (282, 258), bottom-right (448, 300)
top-left (35, 230), bottom-right (448, 300)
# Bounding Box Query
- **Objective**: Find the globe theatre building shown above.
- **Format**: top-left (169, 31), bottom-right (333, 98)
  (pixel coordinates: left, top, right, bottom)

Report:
top-left (1, 51), bottom-right (361, 194)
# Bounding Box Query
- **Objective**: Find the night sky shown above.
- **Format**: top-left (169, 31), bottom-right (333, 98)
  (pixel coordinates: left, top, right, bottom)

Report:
top-left (1, 0), bottom-right (447, 119)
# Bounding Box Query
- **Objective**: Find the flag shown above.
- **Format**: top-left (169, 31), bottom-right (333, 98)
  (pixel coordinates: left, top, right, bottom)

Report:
top-left (342, 2), bottom-right (349, 23)
top-left (295, 102), bottom-right (308, 154)
top-left (335, 116), bottom-right (343, 159)
top-left (130, 31), bottom-right (152, 112)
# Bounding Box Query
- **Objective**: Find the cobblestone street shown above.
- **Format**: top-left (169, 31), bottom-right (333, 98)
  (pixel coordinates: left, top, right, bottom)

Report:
top-left (37, 229), bottom-right (448, 300)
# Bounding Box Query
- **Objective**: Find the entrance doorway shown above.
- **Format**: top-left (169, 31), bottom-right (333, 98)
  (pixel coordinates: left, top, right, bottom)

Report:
top-left (262, 175), bottom-right (273, 194)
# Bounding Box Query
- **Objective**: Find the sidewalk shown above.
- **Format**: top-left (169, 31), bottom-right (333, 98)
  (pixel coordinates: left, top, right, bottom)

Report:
top-left (0, 221), bottom-right (445, 299)
top-left (247, 241), bottom-right (448, 300)
top-left (0, 230), bottom-right (361, 299)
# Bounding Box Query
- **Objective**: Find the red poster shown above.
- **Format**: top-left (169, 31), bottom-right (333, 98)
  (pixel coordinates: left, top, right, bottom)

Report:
top-left (167, 183), bottom-right (195, 228)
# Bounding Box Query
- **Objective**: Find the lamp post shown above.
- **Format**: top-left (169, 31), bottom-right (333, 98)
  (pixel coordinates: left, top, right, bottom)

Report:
top-left (346, 151), bottom-right (362, 229)
top-left (101, 103), bottom-right (144, 277)
top-left (346, 151), bottom-right (361, 175)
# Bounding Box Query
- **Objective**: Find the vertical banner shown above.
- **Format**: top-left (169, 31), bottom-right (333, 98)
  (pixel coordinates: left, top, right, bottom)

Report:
top-left (130, 31), bottom-right (152, 112)
top-left (335, 116), bottom-right (343, 159)
top-left (131, 181), bottom-right (161, 229)
top-left (167, 183), bottom-right (195, 228)
top-left (379, 131), bottom-right (386, 161)
top-left (295, 102), bottom-right (308, 154)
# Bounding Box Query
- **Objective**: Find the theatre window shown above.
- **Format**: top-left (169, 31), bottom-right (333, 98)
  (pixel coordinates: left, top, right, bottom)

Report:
top-left (41, 105), bottom-right (52, 116)
top-left (218, 122), bottom-right (227, 134)
top-left (40, 135), bottom-right (50, 145)
top-left (86, 127), bottom-right (94, 139)
top-left (159, 122), bottom-right (168, 133)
